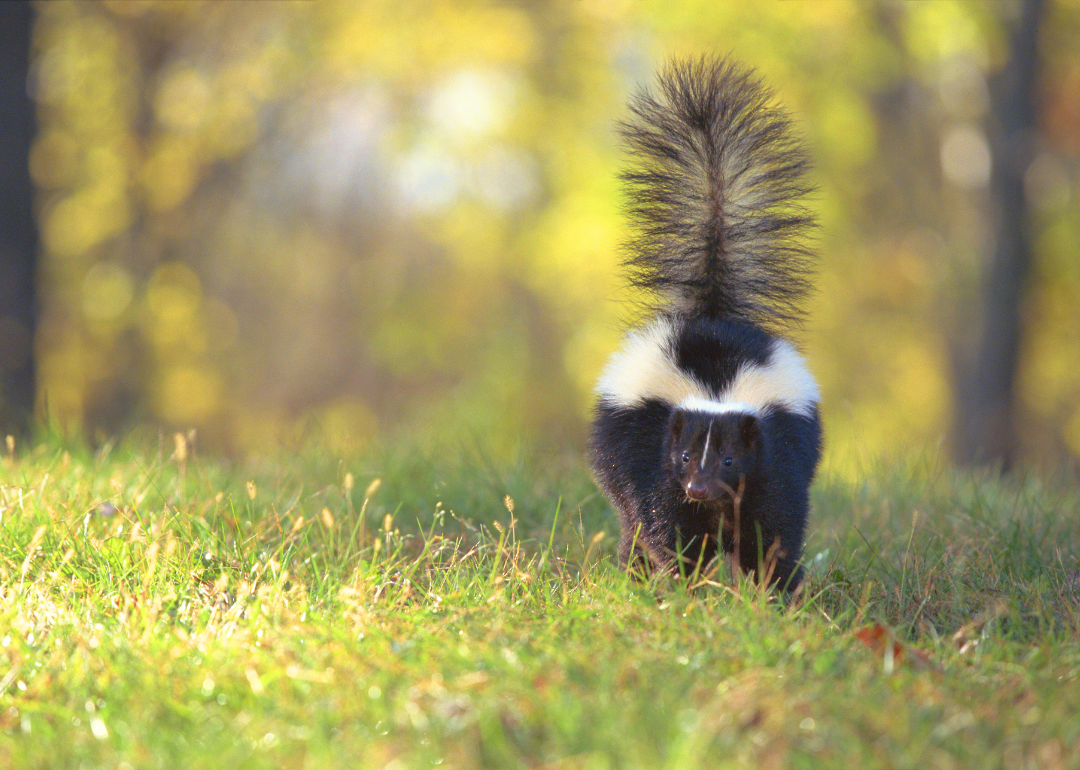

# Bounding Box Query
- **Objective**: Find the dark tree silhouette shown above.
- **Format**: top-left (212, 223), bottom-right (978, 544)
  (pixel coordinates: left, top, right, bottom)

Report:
top-left (0, 1), bottom-right (37, 437)
top-left (954, 0), bottom-right (1045, 469)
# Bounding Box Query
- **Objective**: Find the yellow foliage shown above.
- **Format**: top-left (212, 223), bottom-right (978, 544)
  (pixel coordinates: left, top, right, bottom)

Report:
top-left (154, 66), bottom-right (215, 133)
top-left (139, 135), bottom-right (201, 212)
top-left (81, 262), bottom-right (134, 323)
top-left (29, 130), bottom-right (80, 190)
top-left (144, 263), bottom-right (205, 354)
top-left (154, 364), bottom-right (223, 424)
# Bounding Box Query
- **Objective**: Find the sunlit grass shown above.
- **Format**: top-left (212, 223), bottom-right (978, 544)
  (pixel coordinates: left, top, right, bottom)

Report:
top-left (0, 435), bottom-right (1078, 768)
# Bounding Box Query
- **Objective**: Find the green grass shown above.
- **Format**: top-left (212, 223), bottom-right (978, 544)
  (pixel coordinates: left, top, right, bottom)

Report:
top-left (1, 435), bottom-right (1078, 769)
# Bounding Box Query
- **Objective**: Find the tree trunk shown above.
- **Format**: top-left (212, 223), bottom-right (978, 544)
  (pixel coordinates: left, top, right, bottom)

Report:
top-left (954, 0), bottom-right (1044, 469)
top-left (0, 1), bottom-right (38, 437)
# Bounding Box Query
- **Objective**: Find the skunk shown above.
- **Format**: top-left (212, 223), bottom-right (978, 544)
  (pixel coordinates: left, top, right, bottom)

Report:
top-left (589, 57), bottom-right (822, 591)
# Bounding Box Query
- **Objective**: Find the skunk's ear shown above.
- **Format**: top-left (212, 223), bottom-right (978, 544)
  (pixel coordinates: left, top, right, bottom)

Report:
top-left (738, 413), bottom-right (762, 448)
top-left (669, 409), bottom-right (687, 442)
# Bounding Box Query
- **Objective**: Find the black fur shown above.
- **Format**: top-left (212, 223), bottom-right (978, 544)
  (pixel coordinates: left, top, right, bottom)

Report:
top-left (589, 58), bottom-right (822, 592)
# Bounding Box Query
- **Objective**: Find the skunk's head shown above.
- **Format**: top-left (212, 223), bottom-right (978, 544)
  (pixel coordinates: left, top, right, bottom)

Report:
top-left (665, 406), bottom-right (763, 502)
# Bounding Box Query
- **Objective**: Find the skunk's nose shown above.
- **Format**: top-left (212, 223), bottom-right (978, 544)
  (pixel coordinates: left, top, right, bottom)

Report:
top-left (686, 481), bottom-right (709, 500)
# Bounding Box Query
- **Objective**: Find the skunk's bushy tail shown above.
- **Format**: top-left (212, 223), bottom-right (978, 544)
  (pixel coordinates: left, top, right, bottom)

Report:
top-left (620, 57), bottom-right (816, 332)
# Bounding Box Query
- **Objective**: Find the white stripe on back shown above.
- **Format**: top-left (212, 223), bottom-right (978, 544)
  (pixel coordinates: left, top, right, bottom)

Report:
top-left (595, 318), bottom-right (819, 418)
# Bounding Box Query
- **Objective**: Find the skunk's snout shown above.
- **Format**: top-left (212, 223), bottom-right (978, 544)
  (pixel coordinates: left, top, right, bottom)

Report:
top-left (685, 481), bottom-right (709, 500)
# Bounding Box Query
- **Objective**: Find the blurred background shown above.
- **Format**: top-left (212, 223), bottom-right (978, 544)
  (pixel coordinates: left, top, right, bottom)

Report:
top-left (0, 0), bottom-right (1078, 476)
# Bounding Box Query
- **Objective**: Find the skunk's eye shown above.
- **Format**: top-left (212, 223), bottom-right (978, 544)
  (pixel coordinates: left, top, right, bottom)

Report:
top-left (681, 452), bottom-right (691, 464)
top-left (723, 457), bottom-right (733, 467)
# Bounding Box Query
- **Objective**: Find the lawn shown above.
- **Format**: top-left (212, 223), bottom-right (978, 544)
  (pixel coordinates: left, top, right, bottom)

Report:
top-left (1, 435), bottom-right (1078, 768)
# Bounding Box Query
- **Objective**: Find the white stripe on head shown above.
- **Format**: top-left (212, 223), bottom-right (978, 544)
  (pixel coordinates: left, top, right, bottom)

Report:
top-left (701, 419), bottom-right (713, 469)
